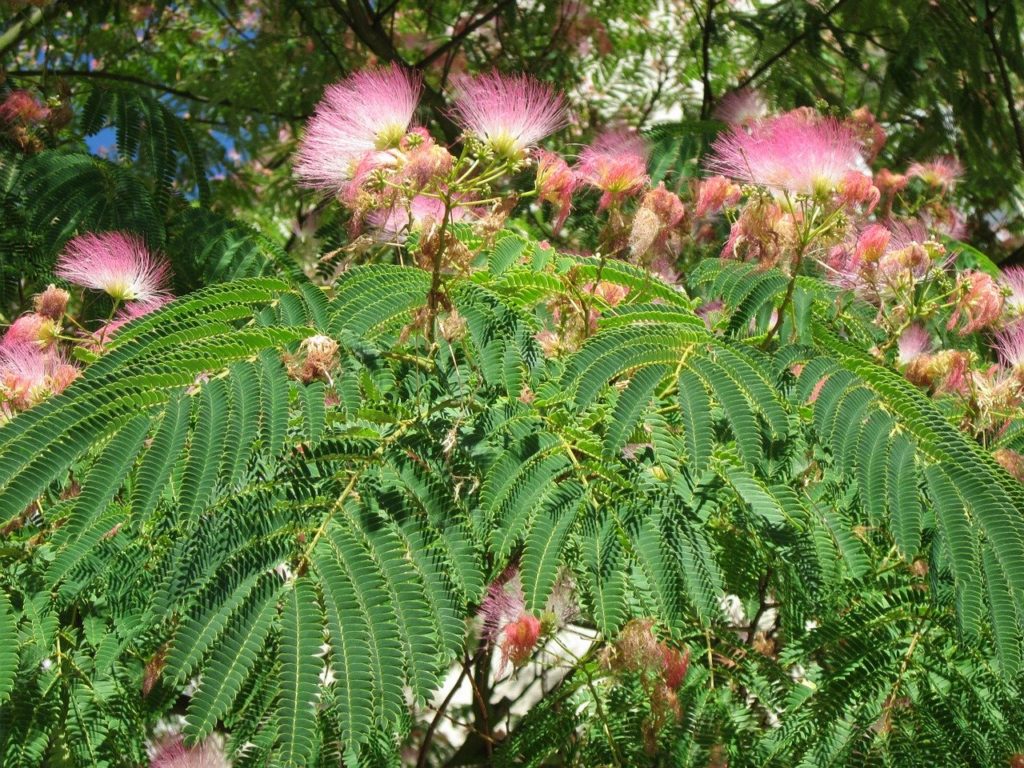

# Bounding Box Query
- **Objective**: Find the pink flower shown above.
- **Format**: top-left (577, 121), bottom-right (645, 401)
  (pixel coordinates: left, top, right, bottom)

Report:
top-left (854, 224), bottom-right (892, 264)
top-left (503, 615), bottom-right (541, 666)
top-left (150, 733), bottom-right (230, 768)
top-left (575, 130), bottom-right (649, 210)
top-left (534, 149), bottom-right (577, 230)
top-left (660, 645), bottom-right (690, 690)
top-left (932, 350), bottom-right (972, 396)
top-left (721, 200), bottom-right (793, 267)
top-left (479, 566), bottom-right (544, 670)
top-left (585, 281), bottom-right (629, 307)
top-left (694, 175), bottom-right (741, 217)
top-left (924, 205), bottom-right (967, 240)
top-left (1001, 266), bottom-right (1024, 318)
top-left (897, 324), bottom-right (932, 366)
top-left (907, 156), bottom-right (962, 193)
top-left (0, 89), bottom-right (50, 125)
top-left (0, 343), bottom-right (79, 411)
top-left (994, 449), bottom-right (1024, 483)
top-left (948, 270), bottom-right (1004, 335)
top-left (56, 232), bottom-right (171, 302)
top-left (838, 171), bottom-right (879, 213)
top-left (706, 111), bottom-right (864, 197)
top-left (2, 313), bottom-right (56, 349)
top-left (874, 168), bottom-right (908, 196)
top-left (295, 65), bottom-right (422, 191)
top-left (713, 88), bottom-right (768, 127)
top-left (995, 325), bottom-right (1024, 372)
top-left (397, 131), bottom-right (455, 189)
top-left (847, 106), bottom-right (887, 162)
top-left (480, 566), bottom-right (526, 643)
top-left (450, 72), bottom-right (566, 159)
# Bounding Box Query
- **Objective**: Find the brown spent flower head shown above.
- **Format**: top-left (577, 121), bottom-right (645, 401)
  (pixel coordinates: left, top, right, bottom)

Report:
top-left (628, 183), bottom-right (686, 261)
top-left (296, 334), bottom-right (339, 383)
top-left (33, 284), bottom-right (70, 321)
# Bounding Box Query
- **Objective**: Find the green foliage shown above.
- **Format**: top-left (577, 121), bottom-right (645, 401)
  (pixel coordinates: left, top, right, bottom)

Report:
top-left (2, 236), bottom-right (1023, 764)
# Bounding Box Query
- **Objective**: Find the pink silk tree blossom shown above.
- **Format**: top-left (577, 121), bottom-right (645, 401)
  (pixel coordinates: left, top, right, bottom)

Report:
top-left (575, 130), bottom-right (649, 210)
top-left (706, 111), bottom-right (865, 197)
top-left (450, 72), bottom-right (566, 159)
top-left (150, 733), bottom-right (230, 768)
top-left (907, 155), bottom-right (963, 194)
top-left (295, 65), bottom-right (423, 191)
top-left (56, 231), bottom-right (171, 303)
top-left (713, 87), bottom-right (768, 128)
top-left (0, 343), bottom-right (79, 411)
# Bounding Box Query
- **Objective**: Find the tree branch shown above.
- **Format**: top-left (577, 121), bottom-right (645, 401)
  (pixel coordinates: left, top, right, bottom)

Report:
top-left (736, 0), bottom-right (853, 90)
top-left (0, 1), bottom-right (64, 58)
top-left (416, 0), bottom-right (513, 69)
top-left (7, 68), bottom-right (306, 121)
top-left (983, 1), bottom-right (1024, 171)
top-left (329, 0), bottom-right (461, 140)
top-left (700, 0), bottom-right (718, 119)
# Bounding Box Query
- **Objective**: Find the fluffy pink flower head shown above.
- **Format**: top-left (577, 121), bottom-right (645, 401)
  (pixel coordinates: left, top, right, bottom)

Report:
top-left (2, 313), bottom-right (57, 349)
top-left (995, 325), bottom-right (1024, 373)
top-left (855, 224), bottom-right (892, 264)
top-left (706, 111), bottom-right (864, 197)
top-left (450, 72), bottom-right (566, 159)
top-left (503, 614), bottom-right (541, 667)
top-left (838, 171), bottom-right (880, 213)
top-left (695, 175), bottom-right (741, 218)
top-left (295, 65), bottom-right (422, 191)
top-left (56, 232), bottom-right (171, 302)
top-left (713, 88), bottom-right (768, 128)
top-left (875, 168), bottom-right (909, 196)
top-left (948, 270), bottom-right (1004, 335)
top-left (0, 343), bottom-right (79, 411)
top-left (150, 733), bottom-right (230, 768)
top-left (897, 324), bottom-right (932, 366)
top-left (848, 106), bottom-right (887, 162)
top-left (576, 130), bottom-right (649, 210)
top-left (396, 132), bottom-right (454, 189)
top-left (585, 280), bottom-right (629, 307)
top-left (660, 644), bottom-right (690, 690)
top-left (907, 155), bottom-right (963, 194)
top-left (478, 564), bottom-right (544, 669)
top-left (0, 89), bottom-right (50, 125)
top-left (480, 566), bottom-right (526, 643)
top-left (1001, 266), bottom-right (1024, 318)
top-left (534, 149), bottom-right (577, 231)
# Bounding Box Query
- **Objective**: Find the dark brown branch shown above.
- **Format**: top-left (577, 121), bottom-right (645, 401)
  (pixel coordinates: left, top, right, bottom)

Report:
top-left (983, 1), bottom-right (1024, 171)
top-left (415, 650), bottom-right (477, 768)
top-left (0, 1), bottom-right (65, 57)
top-left (700, 0), bottom-right (718, 119)
top-left (415, 0), bottom-right (513, 69)
top-left (736, 0), bottom-right (853, 90)
top-left (7, 68), bottom-right (306, 121)
top-left (329, 0), bottom-right (461, 140)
